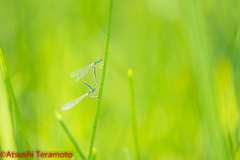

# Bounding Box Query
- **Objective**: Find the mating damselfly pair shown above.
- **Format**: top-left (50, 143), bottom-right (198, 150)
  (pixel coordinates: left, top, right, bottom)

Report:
top-left (62, 58), bottom-right (103, 110)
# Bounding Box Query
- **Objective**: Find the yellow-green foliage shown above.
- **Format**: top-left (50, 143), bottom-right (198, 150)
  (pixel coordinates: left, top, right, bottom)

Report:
top-left (0, 0), bottom-right (239, 159)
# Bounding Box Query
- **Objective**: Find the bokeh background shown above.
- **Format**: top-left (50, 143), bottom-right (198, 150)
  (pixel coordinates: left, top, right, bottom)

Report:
top-left (0, 0), bottom-right (240, 159)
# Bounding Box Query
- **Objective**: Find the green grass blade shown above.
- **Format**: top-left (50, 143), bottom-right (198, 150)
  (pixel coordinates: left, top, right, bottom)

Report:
top-left (0, 48), bottom-right (32, 157)
top-left (127, 69), bottom-right (140, 160)
top-left (182, 0), bottom-right (229, 159)
top-left (87, 0), bottom-right (113, 159)
top-left (54, 111), bottom-right (86, 160)
top-left (0, 48), bottom-right (19, 154)
top-left (92, 148), bottom-right (97, 160)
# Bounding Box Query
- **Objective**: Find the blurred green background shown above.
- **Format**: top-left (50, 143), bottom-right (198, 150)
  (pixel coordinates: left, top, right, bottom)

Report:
top-left (0, 0), bottom-right (240, 159)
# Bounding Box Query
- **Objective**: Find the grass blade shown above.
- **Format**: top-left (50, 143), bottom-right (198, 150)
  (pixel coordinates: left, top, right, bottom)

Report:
top-left (127, 69), bottom-right (140, 160)
top-left (182, 0), bottom-right (229, 159)
top-left (54, 111), bottom-right (86, 160)
top-left (0, 48), bottom-right (32, 157)
top-left (87, 0), bottom-right (114, 159)
top-left (92, 148), bottom-right (97, 160)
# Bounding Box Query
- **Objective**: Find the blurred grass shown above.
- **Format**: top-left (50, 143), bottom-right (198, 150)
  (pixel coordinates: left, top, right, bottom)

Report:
top-left (182, 0), bottom-right (229, 159)
top-left (0, 0), bottom-right (239, 159)
top-left (127, 69), bottom-right (140, 160)
top-left (92, 148), bottom-right (97, 160)
top-left (0, 61), bottom-right (16, 158)
top-left (0, 48), bottom-right (32, 158)
top-left (54, 111), bottom-right (86, 160)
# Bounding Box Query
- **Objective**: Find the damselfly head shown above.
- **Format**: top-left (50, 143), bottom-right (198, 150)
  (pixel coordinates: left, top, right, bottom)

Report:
top-left (94, 58), bottom-right (103, 66)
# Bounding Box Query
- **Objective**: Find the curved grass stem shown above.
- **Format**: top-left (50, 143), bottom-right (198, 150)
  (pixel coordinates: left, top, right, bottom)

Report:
top-left (87, 0), bottom-right (113, 159)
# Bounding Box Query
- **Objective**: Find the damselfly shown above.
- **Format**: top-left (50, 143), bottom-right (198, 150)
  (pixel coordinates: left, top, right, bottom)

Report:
top-left (62, 59), bottom-right (103, 110)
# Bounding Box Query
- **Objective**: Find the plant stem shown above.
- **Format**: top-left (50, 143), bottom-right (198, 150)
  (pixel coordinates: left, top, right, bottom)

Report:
top-left (127, 69), bottom-right (140, 160)
top-left (54, 111), bottom-right (86, 160)
top-left (87, 0), bottom-right (113, 159)
top-left (92, 148), bottom-right (97, 160)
